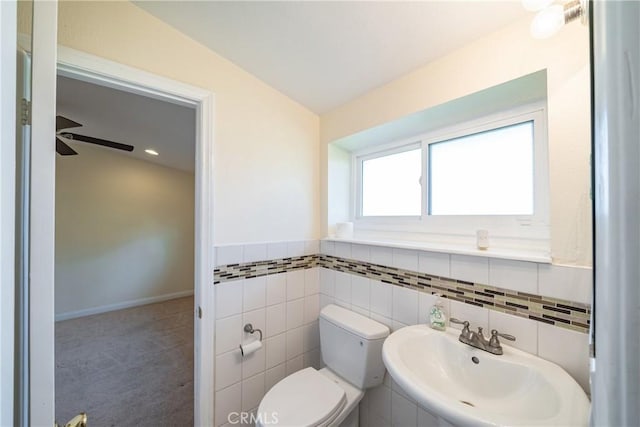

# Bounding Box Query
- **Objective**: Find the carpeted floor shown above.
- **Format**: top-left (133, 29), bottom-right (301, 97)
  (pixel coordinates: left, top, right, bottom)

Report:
top-left (55, 296), bottom-right (194, 427)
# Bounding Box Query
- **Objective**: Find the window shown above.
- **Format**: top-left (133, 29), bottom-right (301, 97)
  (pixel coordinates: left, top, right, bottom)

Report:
top-left (361, 145), bottom-right (421, 217)
top-left (353, 106), bottom-right (549, 245)
top-left (428, 121), bottom-right (534, 216)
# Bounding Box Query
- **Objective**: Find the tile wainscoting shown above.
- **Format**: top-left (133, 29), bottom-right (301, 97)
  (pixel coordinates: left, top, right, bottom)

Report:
top-left (213, 241), bottom-right (321, 427)
top-left (213, 240), bottom-right (591, 427)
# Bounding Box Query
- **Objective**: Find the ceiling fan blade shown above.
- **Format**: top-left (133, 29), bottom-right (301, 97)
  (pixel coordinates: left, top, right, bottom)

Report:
top-left (60, 132), bottom-right (134, 152)
top-left (56, 137), bottom-right (78, 156)
top-left (56, 115), bottom-right (83, 131)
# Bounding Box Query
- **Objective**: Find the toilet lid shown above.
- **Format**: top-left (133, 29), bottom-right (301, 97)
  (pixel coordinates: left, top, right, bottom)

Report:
top-left (258, 368), bottom-right (346, 427)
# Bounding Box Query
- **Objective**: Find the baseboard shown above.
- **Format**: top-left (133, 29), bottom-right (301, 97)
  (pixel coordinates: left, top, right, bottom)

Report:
top-left (55, 290), bottom-right (194, 322)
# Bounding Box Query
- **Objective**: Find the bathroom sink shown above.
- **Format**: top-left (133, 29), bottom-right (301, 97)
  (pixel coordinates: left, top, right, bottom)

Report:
top-left (382, 325), bottom-right (590, 426)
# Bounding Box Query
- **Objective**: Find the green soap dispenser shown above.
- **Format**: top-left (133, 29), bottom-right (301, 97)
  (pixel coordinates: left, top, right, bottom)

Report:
top-left (429, 294), bottom-right (447, 331)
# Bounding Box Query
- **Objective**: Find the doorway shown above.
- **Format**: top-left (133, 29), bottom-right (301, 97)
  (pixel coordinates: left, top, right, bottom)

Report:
top-left (54, 74), bottom-right (197, 425)
top-left (20, 39), bottom-right (215, 426)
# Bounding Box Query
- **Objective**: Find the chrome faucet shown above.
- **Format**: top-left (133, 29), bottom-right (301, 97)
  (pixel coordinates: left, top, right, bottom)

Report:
top-left (450, 318), bottom-right (515, 355)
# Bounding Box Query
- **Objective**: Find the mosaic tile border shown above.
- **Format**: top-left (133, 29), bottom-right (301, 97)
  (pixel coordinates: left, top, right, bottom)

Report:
top-left (214, 254), bottom-right (318, 284)
top-left (214, 254), bottom-right (591, 333)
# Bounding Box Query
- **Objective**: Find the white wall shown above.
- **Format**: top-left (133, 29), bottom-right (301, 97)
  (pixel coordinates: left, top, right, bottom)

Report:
top-left (55, 144), bottom-right (194, 318)
top-left (320, 16), bottom-right (591, 267)
top-left (51, 1), bottom-right (320, 245)
top-left (327, 144), bottom-right (351, 237)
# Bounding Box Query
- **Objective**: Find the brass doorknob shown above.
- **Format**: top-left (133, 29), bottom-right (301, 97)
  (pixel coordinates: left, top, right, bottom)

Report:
top-left (55, 412), bottom-right (87, 427)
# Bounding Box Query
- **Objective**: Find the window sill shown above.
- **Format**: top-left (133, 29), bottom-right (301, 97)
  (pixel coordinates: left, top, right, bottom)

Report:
top-left (323, 236), bottom-right (551, 264)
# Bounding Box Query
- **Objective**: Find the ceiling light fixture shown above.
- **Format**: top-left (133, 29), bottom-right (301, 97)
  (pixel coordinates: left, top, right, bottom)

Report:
top-left (526, 0), bottom-right (588, 39)
top-left (145, 149), bottom-right (159, 156)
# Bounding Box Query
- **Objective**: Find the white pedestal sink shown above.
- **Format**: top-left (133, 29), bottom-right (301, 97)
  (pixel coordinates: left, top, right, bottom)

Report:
top-left (382, 325), bottom-right (590, 426)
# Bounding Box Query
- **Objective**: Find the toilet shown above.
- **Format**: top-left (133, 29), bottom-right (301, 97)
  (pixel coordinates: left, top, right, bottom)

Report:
top-left (257, 304), bottom-right (390, 427)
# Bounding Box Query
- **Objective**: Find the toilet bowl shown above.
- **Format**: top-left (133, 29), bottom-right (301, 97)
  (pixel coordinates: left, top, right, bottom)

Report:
top-left (256, 304), bottom-right (390, 427)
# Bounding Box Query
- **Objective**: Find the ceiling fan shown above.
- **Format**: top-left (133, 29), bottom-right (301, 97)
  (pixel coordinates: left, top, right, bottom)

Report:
top-left (55, 115), bottom-right (135, 156)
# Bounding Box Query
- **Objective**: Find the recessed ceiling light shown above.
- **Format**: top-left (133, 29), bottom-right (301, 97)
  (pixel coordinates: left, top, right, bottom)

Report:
top-left (145, 149), bottom-right (159, 156)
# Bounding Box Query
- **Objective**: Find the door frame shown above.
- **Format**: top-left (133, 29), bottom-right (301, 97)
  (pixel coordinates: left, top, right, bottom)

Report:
top-left (33, 43), bottom-right (216, 425)
top-left (0, 1), bottom-right (17, 425)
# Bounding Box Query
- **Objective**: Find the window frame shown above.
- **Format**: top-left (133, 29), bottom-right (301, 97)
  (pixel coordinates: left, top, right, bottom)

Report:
top-left (352, 103), bottom-right (549, 243)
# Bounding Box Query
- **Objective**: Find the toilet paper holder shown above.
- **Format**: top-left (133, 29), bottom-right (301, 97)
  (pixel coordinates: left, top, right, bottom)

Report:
top-left (244, 323), bottom-right (263, 342)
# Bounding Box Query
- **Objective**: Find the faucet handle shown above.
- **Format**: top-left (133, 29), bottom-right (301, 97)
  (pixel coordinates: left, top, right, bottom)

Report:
top-left (489, 329), bottom-right (516, 348)
top-left (492, 329), bottom-right (515, 341)
top-left (450, 318), bottom-right (469, 327)
top-left (450, 318), bottom-right (471, 339)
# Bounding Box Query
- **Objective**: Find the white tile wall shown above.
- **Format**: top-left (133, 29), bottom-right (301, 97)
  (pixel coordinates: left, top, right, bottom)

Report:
top-left (418, 406), bottom-right (440, 427)
top-left (286, 299), bottom-right (304, 329)
top-left (216, 281), bottom-right (243, 320)
top-left (243, 277), bottom-right (266, 312)
top-left (319, 268), bottom-right (335, 297)
top-left (304, 294), bottom-right (320, 324)
top-left (304, 239), bottom-right (320, 255)
top-left (351, 275), bottom-right (371, 310)
top-left (334, 241), bottom-right (352, 259)
top-left (392, 248), bottom-right (419, 271)
top-left (286, 354), bottom-right (304, 375)
top-left (392, 285), bottom-right (419, 326)
top-left (216, 314), bottom-right (242, 355)
top-left (351, 244), bottom-right (371, 262)
top-left (488, 310), bottom-right (538, 354)
top-left (214, 246), bottom-right (322, 427)
top-left (216, 245), bottom-right (243, 267)
top-left (286, 270), bottom-right (305, 301)
top-left (334, 271), bottom-right (352, 304)
top-left (286, 241), bottom-right (305, 258)
top-left (304, 268), bottom-right (320, 296)
top-left (368, 383), bottom-right (391, 423)
top-left (319, 240), bottom-right (335, 256)
top-left (489, 258), bottom-right (538, 294)
top-left (214, 382), bottom-right (241, 427)
top-left (286, 327), bottom-right (303, 360)
top-left (242, 372), bottom-right (264, 411)
top-left (450, 254), bottom-right (489, 284)
top-left (265, 303), bottom-right (285, 337)
top-left (266, 242), bottom-right (288, 260)
top-left (418, 251), bottom-right (451, 277)
top-left (370, 245), bottom-right (393, 266)
top-left (214, 240), bottom-right (592, 427)
top-left (370, 280), bottom-right (393, 318)
top-left (538, 323), bottom-right (590, 392)
top-left (264, 363), bottom-right (285, 392)
top-left (215, 350), bottom-right (242, 390)
top-left (302, 321), bottom-right (320, 351)
top-left (242, 243), bottom-right (267, 263)
top-left (538, 264), bottom-right (592, 304)
top-left (265, 274), bottom-right (286, 306)
top-left (449, 299), bottom-right (489, 332)
top-left (265, 333), bottom-right (286, 369)
top-left (391, 390), bottom-right (418, 427)
top-left (314, 250), bottom-right (592, 426)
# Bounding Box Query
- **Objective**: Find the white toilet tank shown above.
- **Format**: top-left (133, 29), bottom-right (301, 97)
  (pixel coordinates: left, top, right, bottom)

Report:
top-left (319, 304), bottom-right (390, 389)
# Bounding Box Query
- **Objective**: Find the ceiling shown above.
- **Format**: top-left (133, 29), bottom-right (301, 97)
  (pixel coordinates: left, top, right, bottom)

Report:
top-left (56, 75), bottom-right (196, 172)
top-left (134, 1), bottom-right (528, 114)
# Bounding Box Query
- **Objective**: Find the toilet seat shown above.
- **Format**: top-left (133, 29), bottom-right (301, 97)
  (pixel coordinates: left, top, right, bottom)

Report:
top-left (257, 367), bottom-right (347, 427)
